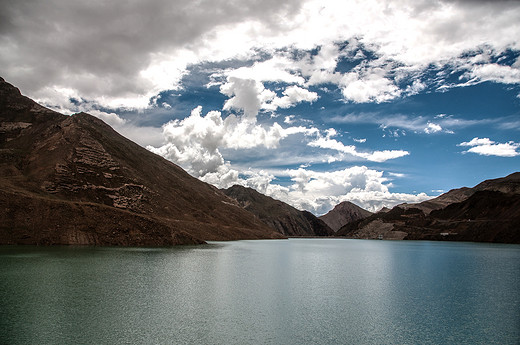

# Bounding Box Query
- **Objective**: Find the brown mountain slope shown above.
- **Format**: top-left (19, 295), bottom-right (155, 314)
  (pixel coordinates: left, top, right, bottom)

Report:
top-left (0, 77), bottom-right (283, 245)
top-left (398, 172), bottom-right (520, 214)
top-left (223, 185), bottom-right (334, 237)
top-left (396, 191), bottom-right (520, 243)
top-left (319, 201), bottom-right (372, 232)
top-left (337, 173), bottom-right (520, 243)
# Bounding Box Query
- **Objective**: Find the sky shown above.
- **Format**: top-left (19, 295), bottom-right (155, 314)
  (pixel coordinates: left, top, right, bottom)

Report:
top-left (1, 0), bottom-right (519, 214)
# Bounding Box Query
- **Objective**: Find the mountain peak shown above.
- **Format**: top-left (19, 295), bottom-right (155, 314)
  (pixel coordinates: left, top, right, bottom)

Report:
top-left (319, 201), bottom-right (372, 232)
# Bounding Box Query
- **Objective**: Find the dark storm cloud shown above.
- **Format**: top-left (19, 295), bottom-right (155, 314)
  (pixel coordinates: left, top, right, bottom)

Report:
top-left (0, 0), bottom-right (302, 101)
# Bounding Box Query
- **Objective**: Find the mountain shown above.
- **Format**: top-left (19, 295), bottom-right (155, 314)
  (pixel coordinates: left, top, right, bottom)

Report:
top-left (337, 172), bottom-right (520, 243)
top-left (0, 77), bottom-right (284, 245)
top-left (397, 173), bottom-right (520, 214)
top-left (400, 190), bottom-right (520, 243)
top-left (318, 201), bottom-right (372, 232)
top-left (223, 185), bottom-right (334, 237)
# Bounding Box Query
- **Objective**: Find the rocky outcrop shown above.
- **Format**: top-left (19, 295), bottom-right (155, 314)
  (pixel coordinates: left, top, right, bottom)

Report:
top-left (223, 185), bottom-right (334, 237)
top-left (319, 201), bottom-right (372, 231)
top-left (0, 77), bottom-right (284, 246)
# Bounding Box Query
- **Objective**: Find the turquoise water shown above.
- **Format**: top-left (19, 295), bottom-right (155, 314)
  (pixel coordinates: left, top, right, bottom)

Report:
top-left (1, 239), bottom-right (519, 344)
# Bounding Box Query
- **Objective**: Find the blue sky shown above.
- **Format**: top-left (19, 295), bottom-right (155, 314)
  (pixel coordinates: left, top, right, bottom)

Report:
top-left (1, 0), bottom-right (519, 214)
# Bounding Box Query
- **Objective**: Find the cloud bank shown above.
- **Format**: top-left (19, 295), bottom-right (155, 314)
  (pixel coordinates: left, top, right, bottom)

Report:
top-left (2, 0), bottom-right (519, 110)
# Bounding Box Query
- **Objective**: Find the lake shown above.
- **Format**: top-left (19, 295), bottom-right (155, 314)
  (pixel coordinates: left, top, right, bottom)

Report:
top-left (1, 239), bottom-right (519, 344)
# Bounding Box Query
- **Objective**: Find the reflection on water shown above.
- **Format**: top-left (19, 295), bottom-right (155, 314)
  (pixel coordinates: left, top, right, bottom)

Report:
top-left (1, 239), bottom-right (519, 344)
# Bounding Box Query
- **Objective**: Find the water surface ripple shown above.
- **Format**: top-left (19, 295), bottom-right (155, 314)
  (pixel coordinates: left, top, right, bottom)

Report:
top-left (1, 239), bottom-right (519, 344)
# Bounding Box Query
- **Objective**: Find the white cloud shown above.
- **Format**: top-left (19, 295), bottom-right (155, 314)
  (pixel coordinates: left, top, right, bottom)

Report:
top-left (340, 70), bottom-right (402, 103)
top-left (459, 137), bottom-right (520, 157)
top-left (307, 132), bottom-right (409, 162)
top-left (353, 138), bottom-right (366, 143)
top-left (88, 110), bottom-right (165, 147)
top-left (260, 166), bottom-right (431, 214)
top-left (284, 115), bottom-right (296, 124)
top-left (205, 165), bottom-right (431, 214)
top-left (220, 77), bottom-right (273, 118)
top-left (270, 85), bottom-right (319, 109)
top-left (222, 55), bottom-right (305, 85)
top-left (465, 63), bottom-right (520, 85)
top-left (364, 150), bottom-right (410, 163)
top-left (424, 122), bottom-right (443, 134)
top-left (387, 172), bottom-right (405, 178)
top-left (513, 56), bottom-right (520, 69)
top-left (404, 79), bottom-right (427, 96)
top-left (219, 77), bottom-right (318, 116)
top-left (147, 106), bottom-right (317, 178)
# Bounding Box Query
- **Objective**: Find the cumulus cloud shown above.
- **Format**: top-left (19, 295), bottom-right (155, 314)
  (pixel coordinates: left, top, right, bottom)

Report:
top-left (253, 166), bottom-right (431, 214)
top-left (220, 77), bottom-right (273, 118)
top-left (220, 77), bottom-right (318, 116)
top-left (459, 137), bottom-right (520, 157)
top-left (198, 165), bottom-right (431, 214)
top-left (147, 106), bottom-right (317, 177)
top-left (220, 55), bottom-right (305, 85)
top-left (339, 70), bottom-right (402, 103)
top-left (284, 115), bottom-right (296, 124)
top-left (270, 85), bottom-right (319, 109)
top-left (424, 122), bottom-right (443, 134)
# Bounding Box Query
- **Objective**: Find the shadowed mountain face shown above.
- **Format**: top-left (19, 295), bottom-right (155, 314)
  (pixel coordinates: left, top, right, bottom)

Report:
top-left (0, 77), bottom-right (284, 245)
top-left (223, 185), bottom-right (334, 237)
top-left (398, 172), bottom-right (520, 214)
top-left (337, 173), bottom-right (520, 243)
top-left (319, 201), bottom-right (372, 232)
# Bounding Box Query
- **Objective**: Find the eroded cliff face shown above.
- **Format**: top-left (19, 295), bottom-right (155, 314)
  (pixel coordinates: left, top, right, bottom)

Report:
top-left (0, 77), bottom-right (284, 245)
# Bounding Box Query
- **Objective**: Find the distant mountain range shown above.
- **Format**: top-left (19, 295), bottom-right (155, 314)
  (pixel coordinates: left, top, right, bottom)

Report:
top-left (223, 185), bottom-right (334, 237)
top-left (1, 77), bottom-right (518, 245)
top-left (337, 173), bottom-right (520, 243)
top-left (0, 77), bottom-right (283, 245)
